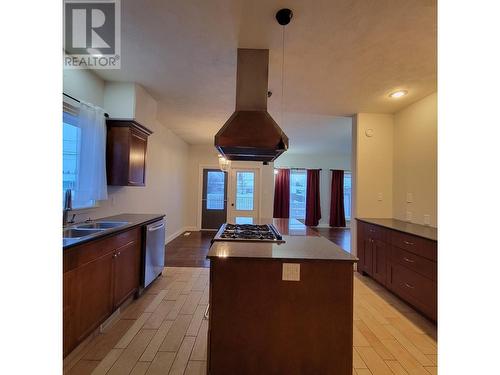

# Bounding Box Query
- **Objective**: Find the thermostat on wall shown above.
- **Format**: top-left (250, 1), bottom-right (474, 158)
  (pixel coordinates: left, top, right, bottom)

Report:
top-left (365, 128), bottom-right (374, 137)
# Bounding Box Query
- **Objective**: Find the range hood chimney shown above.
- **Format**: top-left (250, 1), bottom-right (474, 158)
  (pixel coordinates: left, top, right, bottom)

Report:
top-left (214, 49), bottom-right (289, 162)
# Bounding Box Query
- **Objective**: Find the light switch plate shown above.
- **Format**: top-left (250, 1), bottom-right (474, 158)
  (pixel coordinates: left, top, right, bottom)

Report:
top-left (282, 263), bottom-right (300, 281)
top-left (377, 192), bottom-right (383, 201)
top-left (423, 214), bottom-right (430, 225)
top-left (406, 192), bottom-right (413, 203)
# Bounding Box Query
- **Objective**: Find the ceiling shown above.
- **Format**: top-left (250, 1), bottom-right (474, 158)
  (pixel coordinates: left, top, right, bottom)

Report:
top-left (95, 0), bottom-right (437, 152)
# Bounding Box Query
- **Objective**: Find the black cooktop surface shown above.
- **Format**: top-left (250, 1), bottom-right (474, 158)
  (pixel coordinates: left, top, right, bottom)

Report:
top-left (213, 223), bottom-right (284, 243)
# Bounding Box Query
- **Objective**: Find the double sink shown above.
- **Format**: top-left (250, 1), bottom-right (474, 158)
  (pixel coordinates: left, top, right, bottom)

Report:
top-left (63, 221), bottom-right (130, 240)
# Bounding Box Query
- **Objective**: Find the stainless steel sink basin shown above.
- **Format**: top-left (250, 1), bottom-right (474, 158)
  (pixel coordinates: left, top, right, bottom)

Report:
top-left (74, 221), bottom-right (129, 230)
top-left (63, 228), bottom-right (104, 239)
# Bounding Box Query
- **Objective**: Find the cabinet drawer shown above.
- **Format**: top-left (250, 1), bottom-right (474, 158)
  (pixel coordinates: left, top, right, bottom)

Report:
top-left (390, 231), bottom-right (437, 261)
top-left (359, 222), bottom-right (387, 241)
top-left (391, 246), bottom-right (437, 281)
top-left (64, 227), bottom-right (141, 272)
top-left (390, 263), bottom-right (437, 321)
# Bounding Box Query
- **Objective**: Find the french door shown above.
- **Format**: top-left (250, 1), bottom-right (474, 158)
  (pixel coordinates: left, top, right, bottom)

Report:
top-left (201, 169), bottom-right (227, 230)
top-left (227, 169), bottom-right (259, 224)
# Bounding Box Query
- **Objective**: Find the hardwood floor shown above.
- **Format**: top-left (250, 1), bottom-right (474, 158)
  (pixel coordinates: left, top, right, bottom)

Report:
top-left (64, 266), bottom-right (437, 375)
top-left (312, 226), bottom-right (351, 252)
top-left (164, 231), bottom-right (214, 268)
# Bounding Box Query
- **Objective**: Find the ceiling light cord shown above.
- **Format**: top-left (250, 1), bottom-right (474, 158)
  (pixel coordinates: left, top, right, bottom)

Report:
top-left (281, 25), bottom-right (285, 127)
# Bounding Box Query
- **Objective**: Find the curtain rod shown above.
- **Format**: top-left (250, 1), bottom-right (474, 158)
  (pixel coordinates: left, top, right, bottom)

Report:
top-left (274, 167), bottom-right (322, 171)
top-left (63, 92), bottom-right (109, 118)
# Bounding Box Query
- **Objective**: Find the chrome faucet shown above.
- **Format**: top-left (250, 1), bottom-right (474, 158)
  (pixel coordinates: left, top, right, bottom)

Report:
top-left (63, 189), bottom-right (73, 226)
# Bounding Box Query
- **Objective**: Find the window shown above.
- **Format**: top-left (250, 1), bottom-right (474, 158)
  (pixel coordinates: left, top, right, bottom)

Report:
top-left (63, 107), bottom-right (96, 209)
top-left (290, 169), bottom-right (307, 219)
top-left (344, 171), bottom-right (352, 221)
top-left (206, 171), bottom-right (225, 209)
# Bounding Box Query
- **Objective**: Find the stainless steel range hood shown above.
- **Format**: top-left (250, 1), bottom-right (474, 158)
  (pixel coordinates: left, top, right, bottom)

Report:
top-left (214, 49), bottom-right (288, 162)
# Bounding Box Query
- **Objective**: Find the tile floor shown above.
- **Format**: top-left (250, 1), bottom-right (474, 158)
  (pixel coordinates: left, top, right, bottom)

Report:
top-left (64, 266), bottom-right (437, 375)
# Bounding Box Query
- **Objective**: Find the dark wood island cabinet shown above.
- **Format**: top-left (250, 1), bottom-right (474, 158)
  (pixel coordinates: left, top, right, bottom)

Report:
top-left (356, 218), bottom-right (437, 322)
top-left (206, 219), bottom-right (358, 375)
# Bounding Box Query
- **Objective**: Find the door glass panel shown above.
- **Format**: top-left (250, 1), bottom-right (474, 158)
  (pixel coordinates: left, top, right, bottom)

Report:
top-left (343, 172), bottom-right (352, 220)
top-left (207, 171), bottom-right (225, 210)
top-left (235, 217), bottom-right (253, 224)
top-left (235, 172), bottom-right (254, 210)
top-left (289, 170), bottom-right (307, 219)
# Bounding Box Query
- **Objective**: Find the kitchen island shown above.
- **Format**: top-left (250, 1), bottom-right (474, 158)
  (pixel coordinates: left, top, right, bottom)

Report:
top-left (206, 218), bottom-right (357, 375)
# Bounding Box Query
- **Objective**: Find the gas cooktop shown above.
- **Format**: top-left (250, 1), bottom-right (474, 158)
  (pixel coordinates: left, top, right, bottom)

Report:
top-left (213, 223), bottom-right (285, 243)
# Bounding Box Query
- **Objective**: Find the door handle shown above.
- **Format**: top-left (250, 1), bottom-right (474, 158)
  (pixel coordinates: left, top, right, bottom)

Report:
top-left (231, 203), bottom-right (234, 207)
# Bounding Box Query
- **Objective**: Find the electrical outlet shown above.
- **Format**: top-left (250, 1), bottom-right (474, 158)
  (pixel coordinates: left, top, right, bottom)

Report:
top-left (377, 192), bottom-right (383, 201)
top-left (406, 211), bottom-right (413, 221)
top-left (282, 263), bottom-right (300, 281)
top-left (406, 192), bottom-right (413, 203)
top-left (423, 214), bottom-right (430, 225)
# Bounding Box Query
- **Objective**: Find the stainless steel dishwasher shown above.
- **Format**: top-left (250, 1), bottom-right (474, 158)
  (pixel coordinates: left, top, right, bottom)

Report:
top-left (143, 218), bottom-right (166, 288)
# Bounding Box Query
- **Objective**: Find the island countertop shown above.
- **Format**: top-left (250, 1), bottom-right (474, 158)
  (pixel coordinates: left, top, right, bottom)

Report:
top-left (207, 218), bottom-right (357, 262)
top-left (63, 213), bottom-right (165, 249)
top-left (356, 217), bottom-right (437, 241)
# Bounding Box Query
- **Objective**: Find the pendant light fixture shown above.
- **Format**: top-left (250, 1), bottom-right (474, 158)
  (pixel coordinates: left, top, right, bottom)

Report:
top-left (276, 8), bottom-right (293, 143)
top-left (218, 154), bottom-right (230, 172)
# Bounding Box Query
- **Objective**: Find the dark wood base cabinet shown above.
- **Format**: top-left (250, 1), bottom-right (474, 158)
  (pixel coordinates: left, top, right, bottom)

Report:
top-left (208, 258), bottom-right (354, 375)
top-left (357, 219), bottom-right (437, 322)
top-left (63, 228), bottom-right (141, 357)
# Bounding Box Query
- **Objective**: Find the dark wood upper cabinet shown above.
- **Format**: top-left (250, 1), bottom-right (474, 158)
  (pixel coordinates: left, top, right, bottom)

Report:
top-left (106, 119), bottom-right (153, 186)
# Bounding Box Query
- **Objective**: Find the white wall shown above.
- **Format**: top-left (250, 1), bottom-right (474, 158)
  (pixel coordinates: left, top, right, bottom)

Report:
top-left (63, 70), bottom-right (190, 242)
top-left (274, 152), bottom-right (351, 227)
top-left (185, 144), bottom-right (274, 229)
top-left (63, 69), bottom-right (104, 106)
top-left (352, 113), bottom-right (394, 256)
top-left (393, 93), bottom-right (437, 226)
top-left (354, 113), bottom-right (395, 219)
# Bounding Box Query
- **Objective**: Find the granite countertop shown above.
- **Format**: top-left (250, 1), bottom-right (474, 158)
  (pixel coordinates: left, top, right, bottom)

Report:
top-left (356, 218), bottom-right (437, 241)
top-left (63, 213), bottom-right (165, 250)
top-left (207, 218), bottom-right (357, 262)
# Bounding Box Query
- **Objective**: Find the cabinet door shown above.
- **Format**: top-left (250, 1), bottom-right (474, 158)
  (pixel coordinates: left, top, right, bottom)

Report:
top-left (372, 240), bottom-right (387, 285)
top-left (128, 131), bottom-right (147, 186)
top-left (113, 240), bottom-right (141, 308)
top-left (63, 272), bottom-right (73, 357)
top-left (72, 252), bottom-right (114, 343)
top-left (362, 238), bottom-right (374, 275)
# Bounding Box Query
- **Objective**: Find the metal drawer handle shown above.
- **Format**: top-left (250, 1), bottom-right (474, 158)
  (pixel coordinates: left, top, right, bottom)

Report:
top-left (204, 304), bottom-right (210, 320)
top-left (369, 229), bottom-right (375, 233)
top-left (403, 240), bottom-right (414, 246)
top-left (404, 282), bottom-right (415, 289)
top-left (403, 257), bottom-right (415, 263)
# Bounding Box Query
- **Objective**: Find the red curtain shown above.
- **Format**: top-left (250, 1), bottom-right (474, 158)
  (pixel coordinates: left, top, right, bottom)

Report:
top-left (273, 169), bottom-right (290, 218)
top-left (305, 169), bottom-right (321, 226)
top-left (330, 170), bottom-right (346, 227)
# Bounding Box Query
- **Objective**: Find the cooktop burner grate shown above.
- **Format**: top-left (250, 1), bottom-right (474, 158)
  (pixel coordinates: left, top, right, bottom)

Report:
top-left (213, 223), bottom-right (285, 243)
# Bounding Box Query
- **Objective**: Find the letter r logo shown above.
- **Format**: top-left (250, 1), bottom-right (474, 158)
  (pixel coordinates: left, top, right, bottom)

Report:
top-left (64, 1), bottom-right (117, 55)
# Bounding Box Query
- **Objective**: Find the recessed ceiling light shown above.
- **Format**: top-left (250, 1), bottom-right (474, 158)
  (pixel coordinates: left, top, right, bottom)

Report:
top-left (389, 90), bottom-right (408, 98)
